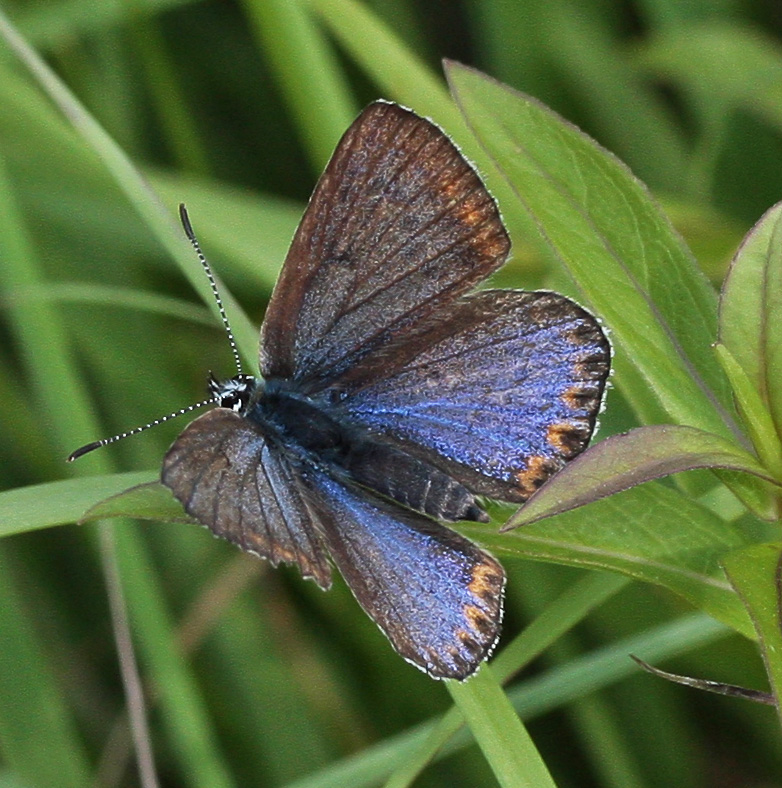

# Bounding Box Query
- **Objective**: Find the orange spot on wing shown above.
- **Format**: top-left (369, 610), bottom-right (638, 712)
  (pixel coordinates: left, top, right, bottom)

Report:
top-left (515, 455), bottom-right (559, 497)
top-left (468, 561), bottom-right (504, 602)
top-left (546, 422), bottom-right (587, 459)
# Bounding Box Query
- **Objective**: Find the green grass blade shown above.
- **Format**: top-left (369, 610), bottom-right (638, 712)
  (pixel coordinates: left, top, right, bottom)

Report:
top-left (242, 0), bottom-right (357, 172)
top-left (0, 547), bottom-right (91, 788)
top-left (447, 666), bottom-right (557, 788)
top-left (0, 9), bottom-right (258, 366)
top-left (0, 473), bottom-right (155, 538)
top-left (113, 523), bottom-right (238, 788)
top-left (307, 0), bottom-right (541, 259)
top-left (385, 572), bottom-right (627, 788)
top-left (287, 613), bottom-right (727, 788)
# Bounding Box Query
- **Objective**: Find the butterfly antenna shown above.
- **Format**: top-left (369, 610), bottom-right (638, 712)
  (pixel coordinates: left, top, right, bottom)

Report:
top-left (67, 398), bottom-right (216, 462)
top-left (178, 203), bottom-right (243, 376)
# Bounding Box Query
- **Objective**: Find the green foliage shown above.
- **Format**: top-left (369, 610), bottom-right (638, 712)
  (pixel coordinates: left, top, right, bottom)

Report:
top-left (1, 1), bottom-right (782, 786)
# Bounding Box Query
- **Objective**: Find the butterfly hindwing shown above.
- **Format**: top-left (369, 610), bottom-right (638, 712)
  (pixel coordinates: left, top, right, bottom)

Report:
top-left (299, 465), bottom-right (505, 680)
top-left (260, 101), bottom-right (510, 388)
top-left (337, 290), bottom-right (610, 502)
top-left (162, 408), bottom-right (332, 588)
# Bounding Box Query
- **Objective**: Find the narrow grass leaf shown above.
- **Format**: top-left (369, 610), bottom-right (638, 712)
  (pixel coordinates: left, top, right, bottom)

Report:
top-left (0, 548), bottom-right (91, 788)
top-left (0, 10), bottom-right (258, 366)
top-left (542, 0), bottom-right (687, 193)
top-left (113, 523), bottom-right (238, 788)
top-left (638, 23), bottom-right (782, 131)
top-left (447, 666), bottom-right (557, 788)
top-left (386, 572), bottom-right (628, 788)
top-left (241, 0), bottom-right (357, 173)
top-left (287, 613), bottom-right (728, 788)
top-left (0, 473), bottom-right (154, 537)
top-left (507, 425), bottom-right (777, 528)
top-left (306, 0), bottom-right (539, 256)
top-left (722, 543), bottom-right (782, 730)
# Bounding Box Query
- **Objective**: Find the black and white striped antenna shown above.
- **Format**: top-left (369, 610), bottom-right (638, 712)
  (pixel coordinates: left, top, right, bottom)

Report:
top-left (68, 205), bottom-right (240, 462)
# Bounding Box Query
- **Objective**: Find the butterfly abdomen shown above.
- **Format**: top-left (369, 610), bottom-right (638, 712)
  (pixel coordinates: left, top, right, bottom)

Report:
top-left (340, 440), bottom-right (489, 523)
top-left (252, 386), bottom-right (488, 523)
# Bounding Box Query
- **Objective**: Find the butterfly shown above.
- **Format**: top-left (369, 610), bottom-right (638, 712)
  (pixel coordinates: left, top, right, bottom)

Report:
top-left (74, 101), bottom-right (610, 680)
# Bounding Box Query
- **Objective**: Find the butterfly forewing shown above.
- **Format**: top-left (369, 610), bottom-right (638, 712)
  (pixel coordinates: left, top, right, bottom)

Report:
top-left (339, 290), bottom-right (610, 502)
top-left (260, 101), bottom-right (510, 388)
top-left (162, 409), bottom-right (332, 588)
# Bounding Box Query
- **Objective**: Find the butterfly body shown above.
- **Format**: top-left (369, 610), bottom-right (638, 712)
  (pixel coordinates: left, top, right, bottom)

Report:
top-left (158, 101), bottom-right (611, 679)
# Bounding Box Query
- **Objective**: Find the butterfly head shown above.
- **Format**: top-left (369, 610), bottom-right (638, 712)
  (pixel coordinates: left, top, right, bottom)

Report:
top-left (208, 372), bottom-right (257, 413)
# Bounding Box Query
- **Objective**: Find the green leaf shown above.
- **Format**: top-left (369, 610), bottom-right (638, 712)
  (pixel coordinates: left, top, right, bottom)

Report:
top-left (447, 666), bottom-right (557, 788)
top-left (507, 425), bottom-right (777, 528)
top-left (446, 62), bottom-right (736, 441)
top-left (714, 343), bottom-right (782, 479)
top-left (0, 9), bottom-right (259, 366)
top-left (0, 547), bottom-right (91, 788)
top-left (638, 23), bottom-right (782, 132)
top-left (84, 481), bottom-right (193, 524)
top-left (463, 482), bottom-right (754, 637)
top-left (0, 472), bottom-right (155, 538)
top-left (722, 543), bottom-right (782, 730)
top-left (241, 0), bottom-right (357, 173)
top-left (306, 0), bottom-right (541, 264)
top-left (719, 200), bottom-right (782, 436)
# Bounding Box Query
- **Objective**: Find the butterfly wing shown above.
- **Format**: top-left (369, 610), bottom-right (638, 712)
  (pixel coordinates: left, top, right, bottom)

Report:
top-left (299, 465), bottom-right (505, 680)
top-left (260, 101), bottom-right (510, 388)
top-left (337, 290), bottom-right (610, 503)
top-left (161, 409), bottom-right (332, 588)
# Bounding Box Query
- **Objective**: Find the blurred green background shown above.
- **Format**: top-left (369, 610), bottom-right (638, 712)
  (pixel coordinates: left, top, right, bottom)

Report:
top-left (1, 0), bottom-right (782, 786)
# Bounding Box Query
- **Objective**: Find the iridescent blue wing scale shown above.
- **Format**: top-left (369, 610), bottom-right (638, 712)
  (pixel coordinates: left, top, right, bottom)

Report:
top-left (162, 409), bottom-right (332, 588)
top-left (336, 290), bottom-right (610, 502)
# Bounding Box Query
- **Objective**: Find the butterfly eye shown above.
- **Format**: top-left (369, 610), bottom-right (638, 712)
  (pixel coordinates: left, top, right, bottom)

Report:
top-left (209, 373), bottom-right (255, 413)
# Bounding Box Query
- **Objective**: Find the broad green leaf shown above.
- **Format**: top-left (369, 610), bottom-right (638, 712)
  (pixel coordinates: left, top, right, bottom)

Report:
top-left (722, 543), bottom-right (782, 729)
top-left (0, 472), bottom-right (154, 538)
top-left (507, 425), bottom-right (777, 528)
top-left (446, 62), bottom-right (737, 442)
top-left (463, 483), bottom-right (754, 637)
top-left (719, 201), bottom-right (782, 436)
top-left (714, 343), bottom-right (782, 479)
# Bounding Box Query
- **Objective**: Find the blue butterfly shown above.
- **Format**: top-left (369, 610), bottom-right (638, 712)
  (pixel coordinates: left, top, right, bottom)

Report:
top-left (76, 101), bottom-right (610, 679)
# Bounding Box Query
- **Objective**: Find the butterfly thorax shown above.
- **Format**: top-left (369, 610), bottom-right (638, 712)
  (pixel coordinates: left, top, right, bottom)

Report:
top-left (243, 380), bottom-right (488, 524)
